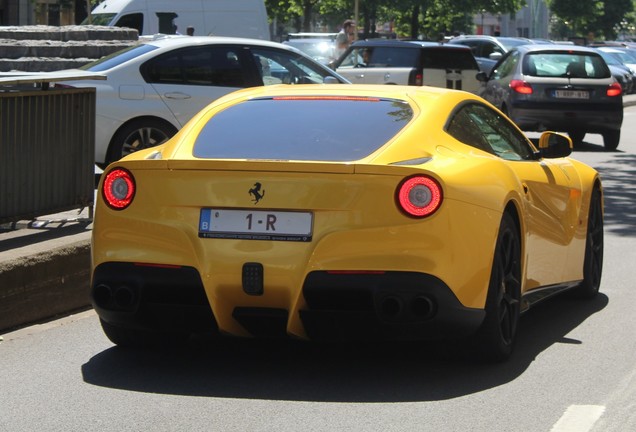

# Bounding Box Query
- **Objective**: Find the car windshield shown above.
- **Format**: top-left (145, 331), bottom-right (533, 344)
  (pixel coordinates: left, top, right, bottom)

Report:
top-left (285, 40), bottom-right (334, 60)
top-left (522, 52), bottom-right (611, 78)
top-left (80, 13), bottom-right (115, 26)
top-left (338, 47), bottom-right (418, 68)
top-left (499, 38), bottom-right (532, 50)
top-left (79, 44), bottom-right (158, 72)
top-left (597, 50), bottom-right (622, 66)
top-left (193, 97), bottom-right (413, 161)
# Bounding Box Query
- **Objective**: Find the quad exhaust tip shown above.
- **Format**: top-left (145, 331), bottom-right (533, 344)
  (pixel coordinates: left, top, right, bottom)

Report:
top-left (379, 294), bottom-right (436, 321)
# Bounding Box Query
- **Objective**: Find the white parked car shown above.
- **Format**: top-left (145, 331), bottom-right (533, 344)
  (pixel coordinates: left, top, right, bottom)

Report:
top-left (56, 35), bottom-right (348, 166)
top-left (597, 46), bottom-right (636, 75)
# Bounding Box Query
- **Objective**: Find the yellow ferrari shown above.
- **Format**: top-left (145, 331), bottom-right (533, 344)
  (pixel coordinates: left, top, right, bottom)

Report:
top-left (91, 84), bottom-right (603, 361)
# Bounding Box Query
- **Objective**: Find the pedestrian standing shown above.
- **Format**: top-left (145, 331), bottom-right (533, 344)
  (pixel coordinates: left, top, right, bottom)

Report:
top-left (335, 19), bottom-right (356, 58)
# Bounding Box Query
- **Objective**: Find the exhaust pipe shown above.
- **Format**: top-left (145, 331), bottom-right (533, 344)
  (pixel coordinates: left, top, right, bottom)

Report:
top-left (92, 284), bottom-right (136, 310)
top-left (410, 295), bottom-right (436, 320)
top-left (93, 284), bottom-right (112, 308)
top-left (380, 296), bottom-right (404, 319)
top-left (113, 285), bottom-right (136, 309)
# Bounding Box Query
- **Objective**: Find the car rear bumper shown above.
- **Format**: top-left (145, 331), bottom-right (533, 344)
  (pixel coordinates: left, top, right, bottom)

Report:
top-left (91, 263), bottom-right (485, 341)
top-left (510, 101), bottom-right (623, 132)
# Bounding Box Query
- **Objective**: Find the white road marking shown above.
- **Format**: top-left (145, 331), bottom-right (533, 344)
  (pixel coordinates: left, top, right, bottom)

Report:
top-left (550, 405), bottom-right (606, 432)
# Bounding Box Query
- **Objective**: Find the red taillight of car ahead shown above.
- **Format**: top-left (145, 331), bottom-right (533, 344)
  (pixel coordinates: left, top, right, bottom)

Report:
top-left (510, 79), bottom-right (533, 94)
top-left (397, 175), bottom-right (443, 218)
top-left (102, 168), bottom-right (136, 210)
top-left (607, 82), bottom-right (622, 97)
top-left (415, 73), bottom-right (423, 86)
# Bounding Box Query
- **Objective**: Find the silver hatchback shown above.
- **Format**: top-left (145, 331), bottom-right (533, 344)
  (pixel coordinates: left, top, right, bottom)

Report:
top-left (479, 44), bottom-right (623, 150)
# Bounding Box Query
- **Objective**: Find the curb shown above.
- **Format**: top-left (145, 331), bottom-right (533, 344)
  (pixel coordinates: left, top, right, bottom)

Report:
top-left (0, 233), bottom-right (91, 333)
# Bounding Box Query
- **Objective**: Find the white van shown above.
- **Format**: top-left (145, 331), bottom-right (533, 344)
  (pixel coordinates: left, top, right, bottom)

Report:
top-left (85, 0), bottom-right (270, 40)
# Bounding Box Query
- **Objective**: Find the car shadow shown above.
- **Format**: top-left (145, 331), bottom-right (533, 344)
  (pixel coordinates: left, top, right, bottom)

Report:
top-left (583, 152), bottom-right (636, 237)
top-left (81, 293), bottom-right (608, 402)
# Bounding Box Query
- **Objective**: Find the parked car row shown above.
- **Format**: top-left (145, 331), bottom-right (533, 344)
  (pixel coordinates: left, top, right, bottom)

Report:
top-left (1, 33), bottom-right (624, 165)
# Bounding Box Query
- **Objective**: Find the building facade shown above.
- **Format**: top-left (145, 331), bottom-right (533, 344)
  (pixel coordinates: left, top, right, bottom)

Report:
top-left (476, 0), bottom-right (550, 39)
top-left (1, 0), bottom-right (89, 26)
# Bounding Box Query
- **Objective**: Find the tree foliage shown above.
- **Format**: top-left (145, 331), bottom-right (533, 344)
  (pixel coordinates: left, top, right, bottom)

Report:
top-left (267, 0), bottom-right (526, 39)
top-left (548, 0), bottom-right (634, 40)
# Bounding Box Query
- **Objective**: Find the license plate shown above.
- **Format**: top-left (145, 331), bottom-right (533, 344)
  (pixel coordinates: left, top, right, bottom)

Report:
top-left (554, 90), bottom-right (589, 99)
top-left (199, 208), bottom-right (313, 242)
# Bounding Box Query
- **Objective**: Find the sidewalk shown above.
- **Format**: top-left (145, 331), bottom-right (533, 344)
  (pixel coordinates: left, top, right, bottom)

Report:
top-left (0, 206), bottom-right (93, 332)
top-left (2, 94), bottom-right (636, 334)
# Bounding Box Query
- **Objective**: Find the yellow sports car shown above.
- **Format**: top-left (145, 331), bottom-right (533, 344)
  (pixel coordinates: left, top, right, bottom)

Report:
top-left (91, 84), bottom-right (603, 361)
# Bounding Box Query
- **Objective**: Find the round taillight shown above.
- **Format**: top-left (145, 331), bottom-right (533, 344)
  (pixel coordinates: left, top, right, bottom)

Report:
top-left (397, 176), bottom-right (443, 218)
top-left (510, 79), bottom-right (533, 94)
top-left (607, 82), bottom-right (622, 97)
top-left (102, 168), bottom-right (135, 210)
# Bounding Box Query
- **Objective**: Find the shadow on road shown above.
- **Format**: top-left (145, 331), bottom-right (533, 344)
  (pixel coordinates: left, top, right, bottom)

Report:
top-left (578, 150), bottom-right (636, 237)
top-left (82, 293), bottom-right (608, 402)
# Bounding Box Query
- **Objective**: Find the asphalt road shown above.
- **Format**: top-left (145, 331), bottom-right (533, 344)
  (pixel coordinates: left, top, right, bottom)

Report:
top-left (1, 108), bottom-right (636, 432)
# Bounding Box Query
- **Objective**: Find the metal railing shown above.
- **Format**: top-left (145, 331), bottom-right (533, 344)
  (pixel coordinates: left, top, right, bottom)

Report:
top-left (0, 76), bottom-right (98, 224)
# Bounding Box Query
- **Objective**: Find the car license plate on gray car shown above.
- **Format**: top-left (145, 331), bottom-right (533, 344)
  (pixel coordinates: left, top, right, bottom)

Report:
top-left (554, 90), bottom-right (589, 99)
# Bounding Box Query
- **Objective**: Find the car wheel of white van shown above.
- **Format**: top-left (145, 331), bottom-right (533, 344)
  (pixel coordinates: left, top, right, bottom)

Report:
top-left (107, 118), bottom-right (178, 165)
top-left (602, 130), bottom-right (620, 151)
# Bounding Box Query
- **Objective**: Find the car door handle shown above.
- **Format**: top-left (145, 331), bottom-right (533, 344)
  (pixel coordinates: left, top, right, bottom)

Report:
top-left (164, 92), bottom-right (192, 100)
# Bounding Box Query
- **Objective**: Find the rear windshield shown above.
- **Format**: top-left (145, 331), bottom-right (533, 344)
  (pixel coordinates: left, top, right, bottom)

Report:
top-left (522, 52), bottom-right (611, 78)
top-left (193, 97), bottom-right (413, 161)
top-left (421, 48), bottom-right (477, 69)
top-left (80, 44), bottom-right (158, 72)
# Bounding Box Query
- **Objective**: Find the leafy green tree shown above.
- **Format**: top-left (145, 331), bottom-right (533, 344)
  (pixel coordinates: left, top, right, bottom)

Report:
top-left (548, 0), bottom-right (635, 40)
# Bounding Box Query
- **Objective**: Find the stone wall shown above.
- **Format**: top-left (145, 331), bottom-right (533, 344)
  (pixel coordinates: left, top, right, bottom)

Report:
top-left (0, 25), bottom-right (139, 72)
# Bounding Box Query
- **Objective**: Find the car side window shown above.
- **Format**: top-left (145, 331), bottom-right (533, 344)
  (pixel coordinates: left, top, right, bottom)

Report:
top-left (491, 51), bottom-right (519, 80)
top-left (143, 46), bottom-right (247, 87)
top-left (338, 47), bottom-right (368, 68)
top-left (115, 13), bottom-right (143, 35)
top-left (250, 47), bottom-right (331, 84)
top-left (447, 102), bottom-right (534, 160)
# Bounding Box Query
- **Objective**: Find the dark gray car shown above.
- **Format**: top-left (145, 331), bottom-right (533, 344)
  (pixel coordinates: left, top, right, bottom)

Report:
top-left (479, 44), bottom-right (624, 150)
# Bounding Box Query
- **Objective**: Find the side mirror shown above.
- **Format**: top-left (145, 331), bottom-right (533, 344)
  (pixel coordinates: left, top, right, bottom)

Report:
top-left (476, 71), bottom-right (488, 82)
top-left (537, 131), bottom-right (572, 158)
top-left (323, 76), bottom-right (340, 84)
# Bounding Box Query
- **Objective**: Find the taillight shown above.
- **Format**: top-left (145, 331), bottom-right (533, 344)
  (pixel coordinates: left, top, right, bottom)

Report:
top-left (510, 79), bottom-right (533, 94)
top-left (102, 168), bottom-right (136, 210)
top-left (415, 73), bottom-right (423, 86)
top-left (607, 82), bottom-right (622, 97)
top-left (397, 175), bottom-right (443, 218)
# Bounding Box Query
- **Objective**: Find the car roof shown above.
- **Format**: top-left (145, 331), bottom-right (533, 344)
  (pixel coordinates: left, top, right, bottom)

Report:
top-left (140, 35), bottom-right (301, 52)
top-left (513, 44), bottom-right (605, 54)
top-left (350, 39), bottom-right (472, 51)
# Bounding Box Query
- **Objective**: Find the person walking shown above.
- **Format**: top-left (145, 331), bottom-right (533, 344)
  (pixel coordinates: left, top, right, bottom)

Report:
top-left (335, 19), bottom-right (356, 57)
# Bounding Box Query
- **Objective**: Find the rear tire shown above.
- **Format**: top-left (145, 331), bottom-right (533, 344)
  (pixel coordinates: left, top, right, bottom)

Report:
top-left (106, 118), bottom-right (178, 165)
top-left (471, 212), bottom-right (521, 362)
top-left (570, 186), bottom-right (603, 299)
top-left (602, 130), bottom-right (620, 151)
top-left (568, 130), bottom-right (586, 146)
